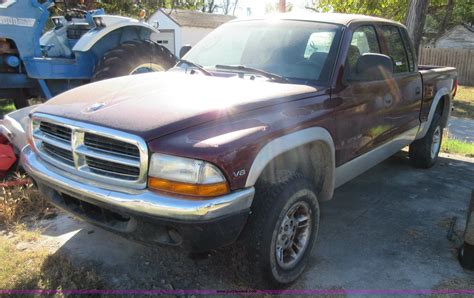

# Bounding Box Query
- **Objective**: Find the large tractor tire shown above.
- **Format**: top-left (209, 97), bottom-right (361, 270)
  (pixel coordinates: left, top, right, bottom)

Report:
top-left (12, 89), bottom-right (29, 110)
top-left (91, 40), bottom-right (177, 82)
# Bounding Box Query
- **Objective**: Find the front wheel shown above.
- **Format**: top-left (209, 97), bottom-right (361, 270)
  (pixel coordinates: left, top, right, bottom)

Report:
top-left (91, 40), bottom-right (177, 82)
top-left (240, 173), bottom-right (320, 287)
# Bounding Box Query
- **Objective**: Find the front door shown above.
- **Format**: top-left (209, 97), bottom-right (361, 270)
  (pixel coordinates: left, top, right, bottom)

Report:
top-left (334, 25), bottom-right (395, 165)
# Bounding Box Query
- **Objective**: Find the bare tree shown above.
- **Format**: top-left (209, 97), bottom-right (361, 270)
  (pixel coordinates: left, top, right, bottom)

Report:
top-left (219, 0), bottom-right (240, 15)
top-left (405, 0), bottom-right (429, 53)
top-left (201, 0), bottom-right (218, 13)
top-left (232, 0), bottom-right (239, 15)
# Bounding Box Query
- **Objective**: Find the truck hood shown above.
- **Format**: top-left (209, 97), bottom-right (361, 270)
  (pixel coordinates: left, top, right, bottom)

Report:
top-left (33, 72), bottom-right (319, 141)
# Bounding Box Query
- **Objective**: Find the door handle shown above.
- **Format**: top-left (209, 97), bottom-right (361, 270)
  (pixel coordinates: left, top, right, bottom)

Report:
top-left (415, 86), bottom-right (421, 95)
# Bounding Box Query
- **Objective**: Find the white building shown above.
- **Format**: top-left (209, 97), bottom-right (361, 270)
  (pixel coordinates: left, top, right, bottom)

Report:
top-left (434, 24), bottom-right (474, 49)
top-left (148, 9), bottom-right (235, 56)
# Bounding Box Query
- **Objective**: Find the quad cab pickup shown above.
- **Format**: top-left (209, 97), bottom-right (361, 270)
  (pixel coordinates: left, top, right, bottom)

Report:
top-left (20, 13), bottom-right (457, 286)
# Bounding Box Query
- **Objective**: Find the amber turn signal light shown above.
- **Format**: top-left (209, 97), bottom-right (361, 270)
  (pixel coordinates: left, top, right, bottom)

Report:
top-left (148, 177), bottom-right (230, 198)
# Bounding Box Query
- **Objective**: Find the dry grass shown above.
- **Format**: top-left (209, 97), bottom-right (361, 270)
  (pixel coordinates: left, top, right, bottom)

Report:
top-left (432, 277), bottom-right (474, 296)
top-left (0, 230), bottom-right (104, 291)
top-left (452, 86), bottom-right (474, 119)
top-left (0, 175), bottom-right (104, 292)
top-left (13, 224), bottom-right (42, 242)
top-left (0, 173), bottom-right (54, 228)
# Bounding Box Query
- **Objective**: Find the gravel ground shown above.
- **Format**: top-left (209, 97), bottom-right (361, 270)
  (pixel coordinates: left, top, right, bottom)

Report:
top-left (33, 152), bottom-right (474, 291)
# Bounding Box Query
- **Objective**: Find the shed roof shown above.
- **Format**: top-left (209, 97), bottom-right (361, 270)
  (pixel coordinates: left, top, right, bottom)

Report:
top-left (159, 9), bottom-right (235, 29)
top-left (435, 23), bottom-right (474, 42)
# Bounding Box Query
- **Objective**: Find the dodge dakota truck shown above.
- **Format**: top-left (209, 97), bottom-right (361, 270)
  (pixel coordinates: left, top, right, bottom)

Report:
top-left (20, 13), bottom-right (457, 286)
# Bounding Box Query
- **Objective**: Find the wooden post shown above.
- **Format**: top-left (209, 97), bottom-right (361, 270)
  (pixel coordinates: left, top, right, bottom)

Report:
top-left (279, 0), bottom-right (286, 13)
top-left (460, 190), bottom-right (474, 270)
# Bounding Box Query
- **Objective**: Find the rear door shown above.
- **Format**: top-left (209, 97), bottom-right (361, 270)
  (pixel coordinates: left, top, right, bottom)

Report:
top-left (378, 25), bottom-right (422, 135)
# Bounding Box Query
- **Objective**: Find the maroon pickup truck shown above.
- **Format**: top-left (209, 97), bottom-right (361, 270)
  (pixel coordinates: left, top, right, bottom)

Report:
top-left (21, 13), bottom-right (457, 286)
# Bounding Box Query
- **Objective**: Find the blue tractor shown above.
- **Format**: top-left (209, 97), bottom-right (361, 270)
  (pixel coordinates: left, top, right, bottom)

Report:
top-left (0, 0), bottom-right (177, 108)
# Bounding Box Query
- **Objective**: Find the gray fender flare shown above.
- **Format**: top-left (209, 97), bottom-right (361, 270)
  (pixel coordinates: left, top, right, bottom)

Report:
top-left (244, 127), bottom-right (336, 201)
top-left (416, 87), bottom-right (452, 140)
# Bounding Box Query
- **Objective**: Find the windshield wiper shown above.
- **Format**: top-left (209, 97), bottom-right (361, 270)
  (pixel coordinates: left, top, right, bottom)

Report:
top-left (215, 64), bottom-right (288, 82)
top-left (179, 59), bottom-right (213, 76)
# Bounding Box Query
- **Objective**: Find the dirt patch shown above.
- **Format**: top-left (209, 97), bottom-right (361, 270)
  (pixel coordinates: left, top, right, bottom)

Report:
top-left (433, 276), bottom-right (474, 296)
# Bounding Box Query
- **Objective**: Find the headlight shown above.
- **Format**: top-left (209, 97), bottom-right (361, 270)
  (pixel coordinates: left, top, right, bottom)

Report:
top-left (93, 16), bottom-right (106, 28)
top-left (148, 153), bottom-right (229, 197)
top-left (27, 117), bottom-right (39, 152)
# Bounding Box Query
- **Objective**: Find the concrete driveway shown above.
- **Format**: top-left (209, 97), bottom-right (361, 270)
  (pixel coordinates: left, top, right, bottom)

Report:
top-left (36, 152), bottom-right (474, 291)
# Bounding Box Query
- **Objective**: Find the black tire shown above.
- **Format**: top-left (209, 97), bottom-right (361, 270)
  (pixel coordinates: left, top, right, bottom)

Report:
top-left (12, 89), bottom-right (29, 109)
top-left (239, 172), bottom-right (320, 288)
top-left (409, 112), bottom-right (443, 168)
top-left (91, 40), bottom-right (176, 82)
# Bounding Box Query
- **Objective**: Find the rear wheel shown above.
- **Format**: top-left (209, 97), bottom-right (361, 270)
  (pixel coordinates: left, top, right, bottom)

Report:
top-left (91, 40), bottom-right (176, 82)
top-left (409, 112), bottom-right (443, 168)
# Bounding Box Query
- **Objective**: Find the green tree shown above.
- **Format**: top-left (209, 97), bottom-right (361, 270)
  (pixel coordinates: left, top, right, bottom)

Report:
top-left (316, 0), bottom-right (409, 22)
top-left (427, 0), bottom-right (473, 38)
top-left (315, 0), bottom-right (473, 45)
top-left (65, 0), bottom-right (238, 16)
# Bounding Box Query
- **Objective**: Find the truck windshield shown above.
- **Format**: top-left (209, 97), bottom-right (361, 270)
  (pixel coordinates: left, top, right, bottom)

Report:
top-left (184, 20), bottom-right (343, 85)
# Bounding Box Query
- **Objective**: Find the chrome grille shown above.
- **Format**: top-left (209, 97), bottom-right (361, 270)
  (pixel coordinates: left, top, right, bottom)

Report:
top-left (84, 133), bottom-right (140, 158)
top-left (31, 113), bottom-right (148, 189)
top-left (86, 156), bottom-right (140, 180)
top-left (42, 142), bottom-right (74, 166)
top-left (40, 121), bottom-right (72, 142)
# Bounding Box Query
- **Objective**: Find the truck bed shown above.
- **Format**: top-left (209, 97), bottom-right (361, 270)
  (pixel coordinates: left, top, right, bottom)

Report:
top-left (418, 65), bottom-right (457, 124)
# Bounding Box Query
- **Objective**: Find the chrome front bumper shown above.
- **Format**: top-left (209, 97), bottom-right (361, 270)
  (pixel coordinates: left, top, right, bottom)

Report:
top-left (21, 146), bottom-right (255, 221)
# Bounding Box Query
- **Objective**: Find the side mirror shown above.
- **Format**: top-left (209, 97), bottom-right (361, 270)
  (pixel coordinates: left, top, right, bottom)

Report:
top-left (180, 45), bottom-right (192, 59)
top-left (355, 53), bottom-right (393, 81)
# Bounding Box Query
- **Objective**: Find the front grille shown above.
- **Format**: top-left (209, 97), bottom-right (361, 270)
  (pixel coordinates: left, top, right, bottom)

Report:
top-left (40, 122), bottom-right (72, 142)
top-left (32, 114), bottom-right (147, 188)
top-left (84, 133), bottom-right (140, 159)
top-left (86, 156), bottom-right (140, 180)
top-left (42, 142), bottom-right (74, 166)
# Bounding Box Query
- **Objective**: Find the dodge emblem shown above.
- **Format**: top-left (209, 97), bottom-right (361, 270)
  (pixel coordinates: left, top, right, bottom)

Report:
top-left (87, 103), bottom-right (105, 112)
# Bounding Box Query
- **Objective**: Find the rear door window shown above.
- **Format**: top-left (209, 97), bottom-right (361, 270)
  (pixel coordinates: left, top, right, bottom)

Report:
top-left (380, 26), bottom-right (410, 73)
